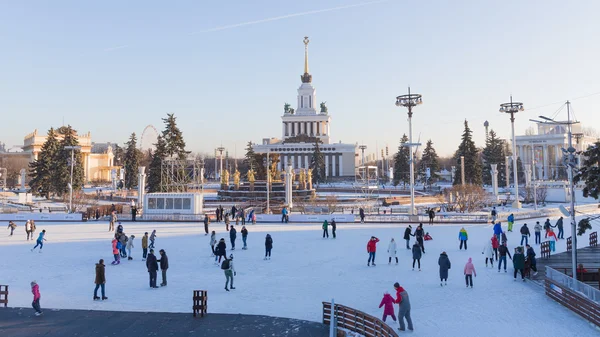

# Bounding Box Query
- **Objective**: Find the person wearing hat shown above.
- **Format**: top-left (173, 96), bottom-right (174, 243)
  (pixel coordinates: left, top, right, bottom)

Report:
top-left (331, 219), bottom-right (337, 239)
top-left (215, 238), bottom-right (227, 264)
top-left (158, 249), bottom-right (169, 287)
top-left (146, 249), bottom-right (159, 288)
top-left (403, 225), bottom-right (413, 250)
top-left (393, 282), bottom-right (413, 331)
top-left (94, 259), bottom-right (107, 300)
top-left (222, 254), bottom-right (236, 291)
top-left (31, 280), bottom-right (42, 316)
top-left (438, 251), bottom-right (451, 286)
top-left (126, 235), bottom-right (135, 260)
top-left (142, 232), bottom-right (148, 261)
top-left (367, 236), bottom-right (380, 266)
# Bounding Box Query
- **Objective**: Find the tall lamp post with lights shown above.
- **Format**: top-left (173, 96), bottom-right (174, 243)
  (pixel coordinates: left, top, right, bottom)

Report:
top-left (395, 87), bottom-right (422, 216)
top-left (499, 97), bottom-right (524, 209)
top-left (64, 145), bottom-right (82, 213)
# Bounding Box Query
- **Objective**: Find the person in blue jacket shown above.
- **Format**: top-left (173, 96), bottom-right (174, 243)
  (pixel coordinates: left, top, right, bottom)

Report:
top-left (493, 222), bottom-right (503, 243)
top-left (458, 228), bottom-right (468, 250)
top-left (507, 213), bottom-right (515, 232)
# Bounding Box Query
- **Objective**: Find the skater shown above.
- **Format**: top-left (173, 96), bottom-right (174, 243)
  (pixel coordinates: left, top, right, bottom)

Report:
top-left (428, 208), bottom-right (435, 225)
top-left (31, 230), bottom-right (46, 252)
top-left (109, 211), bottom-right (117, 231)
top-left (222, 254), bottom-right (236, 291)
top-left (491, 207), bottom-right (497, 222)
top-left (252, 212), bottom-right (256, 224)
top-left (501, 231), bottom-right (508, 245)
top-left (414, 224), bottom-right (425, 253)
top-left (543, 218), bottom-right (551, 238)
top-left (215, 207), bottom-right (221, 223)
top-left (525, 244), bottom-right (538, 276)
top-left (240, 208), bottom-right (246, 226)
top-left (388, 238), bottom-right (398, 265)
top-left (458, 227), bottom-right (468, 250)
top-left (231, 205), bottom-right (237, 221)
top-left (393, 282), bottom-right (413, 331)
top-left (281, 207), bottom-right (288, 223)
top-left (149, 230), bottom-right (157, 249)
top-left (25, 220), bottom-right (32, 240)
top-left (498, 243), bottom-right (512, 272)
top-left (215, 238), bottom-right (227, 263)
top-left (534, 221), bottom-right (542, 244)
top-left (210, 231), bottom-right (217, 256)
top-left (403, 225), bottom-right (413, 249)
top-left (513, 247), bottom-right (525, 281)
top-left (438, 251), bottom-right (451, 286)
top-left (322, 220), bottom-right (329, 238)
top-left (359, 208), bottom-right (365, 223)
top-left (493, 221), bottom-right (503, 243)
top-left (94, 259), bottom-right (107, 300)
top-left (30, 220), bottom-right (36, 238)
top-left (547, 229), bottom-right (557, 252)
top-left (119, 232), bottom-right (128, 258)
top-left (95, 208), bottom-right (100, 220)
top-left (7, 221), bottom-right (16, 236)
top-left (158, 249), bottom-right (169, 286)
top-left (520, 223), bottom-right (530, 246)
top-left (204, 214), bottom-right (210, 235)
top-left (424, 232), bottom-right (433, 241)
top-left (146, 249), bottom-right (159, 288)
top-left (367, 236), bottom-right (380, 266)
top-left (264, 234), bottom-right (273, 259)
top-left (491, 235), bottom-right (499, 261)
top-left (126, 234), bottom-right (135, 260)
top-left (111, 236), bottom-right (120, 265)
top-left (230, 225), bottom-right (237, 250)
top-left (464, 257), bottom-right (476, 288)
top-left (224, 214), bottom-right (230, 231)
top-left (412, 242), bottom-right (422, 271)
top-left (131, 204), bottom-right (137, 222)
top-left (507, 213), bottom-right (515, 232)
top-left (378, 292), bottom-right (397, 323)
top-left (31, 281), bottom-right (42, 316)
top-left (482, 237), bottom-right (494, 267)
top-left (142, 232), bottom-right (148, 261)
top-left (241, 226), bottom-right (248, 250)
top-left (553, 217), bottom-right (564, 239)
top-left (331, 219), bottom-right (337, 238)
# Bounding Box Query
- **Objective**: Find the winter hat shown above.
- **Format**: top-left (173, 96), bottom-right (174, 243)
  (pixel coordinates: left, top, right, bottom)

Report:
top-left (30, 281), bottom-right (37, 286)
top-left (145, 232), bottom-right (148, 235)
top-left (99, 259), bottom-right (104, 264)
top-left (131, 235), bottom-right (135, 238)
top-left (408, 225), bottom-right (412, 229)
top-left (150, 249), bottom-right (154, 254)
top-left (393, 282), bottom-right (400, 288)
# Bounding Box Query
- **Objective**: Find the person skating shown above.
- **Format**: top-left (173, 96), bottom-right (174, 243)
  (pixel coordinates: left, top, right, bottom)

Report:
top-left (215, 238), bottom-right (227, 264)
top-left (424, 232), bottom-right (433, 241)
top-left (493, 222), bottom-right (503, 243)
top-left (520, 223), bottom-right (530, 246)
top-left (229, 225), bottom-right (237, 250)
top-left (31, 281), bottom-right (42, 316)
top-left (543, 218), bottom-right (551, 238)
top-left (367, 236), bottom-right (380, 266)
top-left (215, 207), bottom-right (220, 223)
top-left (552, 217), bottom-right (564, 239)
top-left (142, 232), bottom-right (148, 261)
top-left (388, 238), bottom-right (398, 265)
top-left (393, 282), bottom-right (413, 331)
top-left (225, 214), bottom-right (230, 231)
top-left (30, 220), bottom-right (36, 238)
top-left (126, 234), bottom-right (135, 260)
top-left (379, 292), bottom-right (397, 323)
top-left (31, 230), bottom-right (46, 253)
top-left (501, 231), bottom-right (508, 245)
top-left (491, 207), bottom-right (497, 222)
top-left (131, 204), bottom-right (137, 222)
top-left (403, 225), bottom-right (413, 249)
top-left (240, 208), bottom-right (246, 226)
top-left (210, 231), bottom-right (217, 256)
top-left (146, 249), bottom-right (159, 288)
top-left (109, 211), bottom-right (117, 231)
top-left (513, 247), bottom-right (526, 281)
top-left (149, 230), bottom-right (157, 249)
top-left (158, 249), bottom-right (169, 287)
top-left (458, 227), bottom-right (468, 250)
top-left (222, 254), bottom-right (236, 291)
top-left (482, 237), bottom-right (494, 268)
top-left (203, 214), bottom-right (210, 235)
top-left (281, 207), bottom-right (288, 223)
top-left (322, 220), bottom-right (329, 238)
top-left (7, 221), bottom-right (16, 236)
top-left (534, 221), bottom-right (542, 245)
top-left (264, 234), bottom-right (273, 260)
top-left (428, 209), bottom-right (435, 225)
top-left (507, 213), bottom-right (515, 232)
top-left (359, 208), bottom-right (365, 223)
top-left (464, 257), bottom-right (476, 288)
top-left (94, 259), bottom-right (107, 300)
top-left (25, 220), bottom-right (32, 240)
top-left (491, 235), bottom-right (499, 260)
top-left (547, 229), bottom-right (557, 252)
top-left (241, 226), bottom-right (248, 250)
top-left (331, 219), bottom-right (337, 238)
top-left (525, 244), bottom-right (538, 276)
top-left (438, 251), bottom-right (451, 286)
top-left (412, 242), bottom-right (422, 271)
top-left (111, 236), bottom-right (120, 265)
top-left (414, 224), bottom-right (425, 253)
top-left (118, 232), bottom-right (128, 258)
top-left (498, 243), bottom-right (512, 272)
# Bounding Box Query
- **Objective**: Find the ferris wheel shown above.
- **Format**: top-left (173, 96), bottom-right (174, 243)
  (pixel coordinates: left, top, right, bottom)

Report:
top-left (140, 125), bottom-right (159, 152)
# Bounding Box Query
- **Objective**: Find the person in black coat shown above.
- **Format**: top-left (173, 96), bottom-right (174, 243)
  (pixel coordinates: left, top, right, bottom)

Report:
top-left (403, 225), bottom-right (413, 249)
top-left (146, 249), bottom-right (159, 288)
top-left (359, 208), bottom-right (365, 223)
top-left (413, 224), bottom-right (425, 253)
top-left (264, 234), bottom-right (273, 260)
top-left (203, 214), bottom-right (210, 235)
top-left (230, 226), bottom-right (237, 250)
top-left (331, 219), bottom-right (337, 239)
top-left (215, 238), bottom-right (227, 263)
top-left (158, 249), bottom-right (169, 287)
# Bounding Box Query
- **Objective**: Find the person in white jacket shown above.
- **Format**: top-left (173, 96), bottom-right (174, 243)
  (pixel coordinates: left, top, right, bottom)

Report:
top-left (388, 238), bottom-right (398, 265)
top-left (482, 237), bottom-right (494, 268)
top-left (210, 231), bottom-right (217, 257)
top-left (126, 235), bottom-right (135, 260)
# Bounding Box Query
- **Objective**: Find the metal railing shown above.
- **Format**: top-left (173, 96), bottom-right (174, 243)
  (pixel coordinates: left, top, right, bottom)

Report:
top-left (546, 266), bottom-right (600, 303)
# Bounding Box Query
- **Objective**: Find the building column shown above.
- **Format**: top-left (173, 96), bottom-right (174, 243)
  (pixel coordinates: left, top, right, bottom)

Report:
top-left (543, 145), bottom-right (549, 180)
top-left (327, 122), bottom-right (331, 137)
top-left (312, 122), bottom-right (316, 136)
top-left (316, 122), bottom-right (320, 135)
top-left (331, 155), bottom-right (336, 176)
top-left (325, 155), bottom-right (329, 177)
top-left (283, 155), bottom-right (288, 168)
top-left (304, 154), bottom-right (309, 169)
top-left (338, 154), bottom-right (343, 176)
top-left (300, 122), bottom-right (304, 135)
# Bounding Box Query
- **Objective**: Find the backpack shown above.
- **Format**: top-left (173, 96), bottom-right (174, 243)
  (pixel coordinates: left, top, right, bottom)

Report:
top-left (117, 241), bottom-right (122, 249)
top-left (221, 259), bottom-right (230, 270)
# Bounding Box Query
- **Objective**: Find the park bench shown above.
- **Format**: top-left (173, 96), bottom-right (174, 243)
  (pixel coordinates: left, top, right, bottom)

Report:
top-left (0, 285), bottom-right (8, 307)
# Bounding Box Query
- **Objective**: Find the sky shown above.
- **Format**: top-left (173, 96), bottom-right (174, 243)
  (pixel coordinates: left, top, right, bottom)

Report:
top-left (1, 0), bottom-right (599, 158)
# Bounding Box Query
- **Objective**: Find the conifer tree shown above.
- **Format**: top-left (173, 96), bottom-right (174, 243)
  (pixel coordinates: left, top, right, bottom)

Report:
top-left (54, 125), bottom-right (85, 196)
top-left (418, 139), bottom-right (440, 184)
top-left (161, 113), bottom-right (188, 159)
top-left (244, 141), bottom-right (258, 174)
top-left (481, 130), bottom-right (507, 186)
top-left (310, 140), bottom-right (325, 183)
top-left (453, 120), bottom-right (482, 185)
top-left (574, 141), bottom-right (600, 200)
top-left (393, 134), bottom-right (410, 186)
top-left (28, 128), bottom-right (60, 198)
top-left (123, 133), bottom-right (141, 189)
top-left (147, 136), bottom-right (167, 192)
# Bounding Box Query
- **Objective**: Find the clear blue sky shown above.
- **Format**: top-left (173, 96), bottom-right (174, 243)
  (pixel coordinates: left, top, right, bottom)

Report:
top-left (1, 0), bottom-right (599, 159)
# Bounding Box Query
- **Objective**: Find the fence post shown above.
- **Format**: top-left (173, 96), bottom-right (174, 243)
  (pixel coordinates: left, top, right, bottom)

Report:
top-left (329, 298), bottom-right (336, 337)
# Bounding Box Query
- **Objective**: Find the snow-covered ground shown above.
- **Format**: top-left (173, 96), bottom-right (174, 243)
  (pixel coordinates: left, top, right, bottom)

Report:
top-left (2, 217), bottom-right (598, 336)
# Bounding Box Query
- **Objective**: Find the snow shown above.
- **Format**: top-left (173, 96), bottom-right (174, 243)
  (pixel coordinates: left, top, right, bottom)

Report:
top-left (2, 218), bottom-right (599, 336)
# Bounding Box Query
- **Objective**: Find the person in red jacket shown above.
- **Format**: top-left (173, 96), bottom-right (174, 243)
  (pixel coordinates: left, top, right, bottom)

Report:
top-left (367, 236), bottom-right (380, 266)
top-left (31, 280), bottom-right (42, 316)
top-left (491, 235), bottom-right (499, 261)
top-left (379, 292), bottom-right (396, 323)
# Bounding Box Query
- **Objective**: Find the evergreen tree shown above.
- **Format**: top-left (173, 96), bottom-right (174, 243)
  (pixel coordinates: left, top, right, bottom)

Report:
top-left (418, 139), bottom-right (440, 184)
top-left (453, 120), bottom-right (482, 185)
top-left (244, 141), bottom-right (259, 173)
top-left (574, 141), bottom-right (600, 200)
top-left (481, 130), bottom-right (507, 186)
top-left (113, 144), bottom-right (125, 167)
top-left (162, 113), bottom-right (188, 159)
top-left (393, 134), bottom-right (410, 186)
top-left (28, 128), bottom-right (61, 198)
top-left (310, 140), bottom-right (325, 183)
top-left (147, 136), bottom-right (167, 192)
top-left (123, 133), bottom-right (141, 189)
top-left (54, 125), bottom-right (85, 196)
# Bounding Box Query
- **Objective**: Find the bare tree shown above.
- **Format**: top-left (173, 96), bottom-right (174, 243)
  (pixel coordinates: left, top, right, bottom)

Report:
top-left (447, 184), bottom-right (487, 212)
top-left (525, 126), bottom-right (537, 136)
top-left (325, 195), bottom-right (340, 214)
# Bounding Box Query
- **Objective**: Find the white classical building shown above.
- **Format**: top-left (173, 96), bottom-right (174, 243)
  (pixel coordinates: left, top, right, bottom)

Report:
top-left (515, 122), bottom-right (596, 181)
top-left (252, 37), bottom-right (358, 178)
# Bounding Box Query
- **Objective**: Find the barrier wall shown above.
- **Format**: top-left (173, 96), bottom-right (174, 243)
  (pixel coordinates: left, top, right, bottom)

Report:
top-left (0, 213), bottom-right (83, 222)
top-left (255, 214), bottom-right (355, 223)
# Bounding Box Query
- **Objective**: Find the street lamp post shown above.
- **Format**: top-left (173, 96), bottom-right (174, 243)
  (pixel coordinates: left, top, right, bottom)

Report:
top-left (359, 145), bottom-right (367, 166)
top-left (396, 87), bottom-right (422, 216)
top-left (264, 150), bottom-right (271, 214)
top-left (217, 146), bottom-right (225, 180)
top-left (64, 145), bottom-right (82, 213)
top-left (499, 96), bottom-right (524, 209)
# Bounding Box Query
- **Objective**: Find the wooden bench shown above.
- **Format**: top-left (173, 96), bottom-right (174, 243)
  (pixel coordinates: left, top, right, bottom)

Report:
top-left (323, 301), bottom-right (398, 337)
top-left (0, 285), bottom-right (8, 307)
top-left (193, 290), bottom-right (207, 317)
top-left (48, 206), bottom-right (67, 212)
top-left (541, 241), bottom-right (551, 258)
top-left (591, 232), bottom-right (598, 247)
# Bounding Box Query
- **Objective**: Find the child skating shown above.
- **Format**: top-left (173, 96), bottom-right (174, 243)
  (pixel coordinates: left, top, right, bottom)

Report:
top-left (464, 257), bottom-right (476, 288)
top-left (31, 230), bottom-right (46, 253)
top-left (149, 230), bottom-right (157, 249)
top-left (31, 281), bottom-right (42, 316)
top-left (111, 236), bottom-right (120, 265)
top-left (378, 292), bottom-right (397, 323)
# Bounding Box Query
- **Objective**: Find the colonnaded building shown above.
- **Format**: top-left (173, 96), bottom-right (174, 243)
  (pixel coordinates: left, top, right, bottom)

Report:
top-left (252, 37), bottom-right (358, 179)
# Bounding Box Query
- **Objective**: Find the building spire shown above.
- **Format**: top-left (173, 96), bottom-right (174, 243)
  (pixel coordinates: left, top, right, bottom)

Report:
top-left (301, 36), bottom-right (312, 83)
